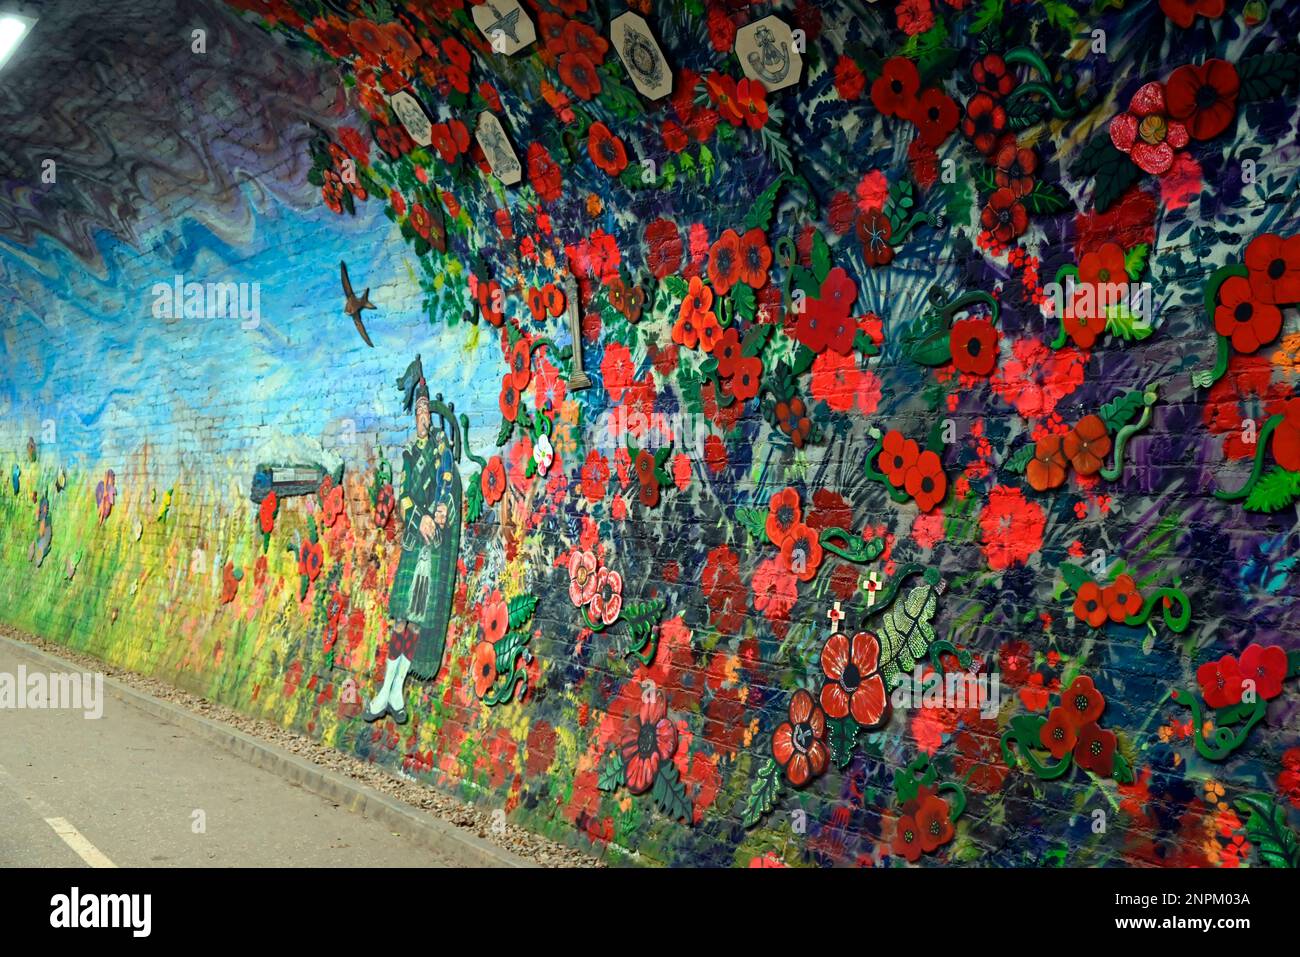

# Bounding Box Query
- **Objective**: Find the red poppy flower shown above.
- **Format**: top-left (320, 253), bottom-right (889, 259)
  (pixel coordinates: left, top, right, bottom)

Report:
top-left (508, 338), bottom-right (532, 390)
top-left (527, 287), bottom-right (546, 321)
top-left (1039, 707), bottom-right (1078, 759)
top-left (561, 19), bottom-right (608, 61)
top-left (587, 121), bottom-right (627, 176)
top-left (499, 375), bottom-right (520, 422)
top-left (633, 449), bottom-right (656, 489)
top-left (714, 327), bottom-right (743, 379)
top-left (879, 430), bottom-right (920, 487)
top-left (729, 356), bottom-right (762, 401)
top-left (893, 815), bottom-right (925, 862)
top-left (543, 283), bottom-right (565, 317)
top-left (766, 487), bottom-right (802, 546)
top-left (950, 318), bottom-right (999, 376)
top-left (1239, 643), bottom-right (1288, 700)
top-left (971, 53), bottom-right (1014, 98)
top-left (1073, 722), bottom-right (1116, 776)
top-left (981, 188), bottom-right (1028, 244)
top-left (430, 121), bottom-right (470, 163)
top-left (1244, 233), bottom-right (1300, 305)
top-left (820, 631), bottom-right (888, 726)
top-left (856, 208), bottom-right (894, 267)
top-left (962, 92), bottom-right (1008, 155)
top-left (621, 692), bottom-right (677, 793)
top-left (1073, 581), bottom-right (1107, 628)
top-left (708, 229), bottom-right (742, 294)
top-left (737, 228), bottom-right (772, 288)
top-left (706, 71), bottom-right (744, 126)
top-left (674, 276), bottom-right (714, 349)
top-left (794, 267), bottom-right (859, 355)
top-left (1165, 59), bottom-right (1238, 141)
top-left (775, 398), bottom-right (813, 448)
top-left (1102, 574), bottom-right (1144, 623)
top-left (1214, 275), bottom-right (1282, 353)
top-left (872, 56), bottom-right (920, 119)
top-left (905, 450), bottom-right (947, 512)
top-left (558, 51), bottom-right (601, 100)
top-left (478, 278), bottom-right (504, 326)
top-left (1271, 398), bottom-right (1300, 472)
top-left (1064, 415), bottom-right (1111, 475)
top-left (916, 792), bottom-right (955, 852)
top-left (771, 689), bottom-right (828, 787)
top-left (1063, 295), bottom-right (1103, 349)
top-left (298, 540), bottom-right (323, 582)
top-left (661, 118), bottom-right (688, 153)
top-left (1060, 675), bottom-right (1106, 729)
top-left (527, 143), bottom-right (563, 202)
top-left (258, 490), bottom-right (278, 535)
top-left (1198, 654), bottom-right (1244, 709)
top-left (1027, 433), bottom-right (1068, 491)
top-left (638, 481), bottom-right (660, 507)
top-left (993, 143), bottom-right (1038, 197)
top-left (1159, 0), bottom-right (1225, 29)
top-left (913, 88), bottom-right (959, 147)
top-left (481, 455), bottom-right (506, 505)
top-left (780, 522), bottom-right (823, 582)
top-left (471, 641), bottom-right (497, 698)
top-left (645, 218), bottom-right (683, 279)
top-left (834, 56), bottom-right (865, 101)
top-left (735, 78), bottom-right (768, 130)
top-left (1109, 82), bottom-right (1189, 175)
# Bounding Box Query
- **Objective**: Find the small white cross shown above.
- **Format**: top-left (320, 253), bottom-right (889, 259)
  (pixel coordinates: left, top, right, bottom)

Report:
top-left (862, 572), bottom-right (883, 608)
top-left (826, 601), bottom-right (845, 634)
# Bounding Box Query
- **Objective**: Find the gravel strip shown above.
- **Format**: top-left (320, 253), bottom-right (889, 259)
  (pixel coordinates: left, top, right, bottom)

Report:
top-left (0, 624), bottom-right (603, 868)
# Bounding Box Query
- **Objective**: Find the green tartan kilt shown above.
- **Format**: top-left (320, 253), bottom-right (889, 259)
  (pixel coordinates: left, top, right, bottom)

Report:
top-left (387, 518), bottom-right (460, 681)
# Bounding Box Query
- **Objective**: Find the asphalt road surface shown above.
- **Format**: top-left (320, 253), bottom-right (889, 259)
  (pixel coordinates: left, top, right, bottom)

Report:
top-left (0, 640), bottom-right (454, 867)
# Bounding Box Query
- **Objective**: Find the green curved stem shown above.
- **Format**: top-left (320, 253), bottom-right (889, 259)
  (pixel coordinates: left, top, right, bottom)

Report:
top-left (863, 563), bottom-right (925, 619)
top-left (938, 290), bottom-right (1001, 325)
top-left (459, 414), bottom-right (487, 470)
top-left (1003, 47), bottom-right (1054, 81)
top-left (1005, 81), bottom-right (1075, 120)
top-left (707, 366), bottom-right (735, 407)
top-left (1099, 385), bottom-right (1158, 481)
top-left (1170, 687), bottom-right (1267, 761)
top-left (1123, 586), bottom-right (1192, 633)
top-left (1191, 265), bottom-right (1248, 388)
top-left (938, 781), bottom-right (967, 821)
top-left (1214, 414), bottom-right (1283, 501)
top-left (1001, 726), bottom-right (1075, 780)
top-left (889, 211), bottom-right (942, 246)
top-left (581, 605), bottom-right (609, 633)
top-left (1048, 265), bottom-right (1077, 349)
top-left (928, 639), bottom-right (973, 673)
top-left (819, 527), bottom-right (885, 564)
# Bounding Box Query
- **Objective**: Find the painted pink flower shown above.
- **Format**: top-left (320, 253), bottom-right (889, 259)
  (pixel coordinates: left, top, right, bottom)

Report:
top-left (568, 549), bottom-right (598, 606)
top-left (1109, 81), bottom-right (1189, 175)
top-left (587, 567), bottom-right (623, 625)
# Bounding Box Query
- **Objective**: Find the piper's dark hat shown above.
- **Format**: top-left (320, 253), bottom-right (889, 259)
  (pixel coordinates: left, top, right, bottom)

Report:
top-left (397, 354), bottom-right (430, 414)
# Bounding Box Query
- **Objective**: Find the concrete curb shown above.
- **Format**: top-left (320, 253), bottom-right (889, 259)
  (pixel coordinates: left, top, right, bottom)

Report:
top-left (0, 633), bottom-right (534, 869)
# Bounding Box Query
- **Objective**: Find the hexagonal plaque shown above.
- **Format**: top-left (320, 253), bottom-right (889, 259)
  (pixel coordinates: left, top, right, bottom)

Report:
top-left (734, 15), bottom-right (803, 93)
top-left (475, 111), bottom-right (522, 185)
top-left (610, 12), bottom-right (672, 101)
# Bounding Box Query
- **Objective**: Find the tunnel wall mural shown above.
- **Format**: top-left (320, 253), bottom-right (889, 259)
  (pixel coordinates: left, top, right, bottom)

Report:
top-left (3, 0), bottom-right (1300, 867)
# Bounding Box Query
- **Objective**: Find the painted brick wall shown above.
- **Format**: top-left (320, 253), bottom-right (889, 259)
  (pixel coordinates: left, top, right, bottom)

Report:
top-left (3, 0), bottom-right (1300, 867)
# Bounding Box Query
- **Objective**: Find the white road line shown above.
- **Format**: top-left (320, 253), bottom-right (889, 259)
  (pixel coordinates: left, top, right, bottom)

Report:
top-left (44, 817), bottom-right (117, 868)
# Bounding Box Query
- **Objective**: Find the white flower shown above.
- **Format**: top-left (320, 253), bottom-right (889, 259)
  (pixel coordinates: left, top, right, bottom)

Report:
top-left (534, 432), bottom-right (554, 475)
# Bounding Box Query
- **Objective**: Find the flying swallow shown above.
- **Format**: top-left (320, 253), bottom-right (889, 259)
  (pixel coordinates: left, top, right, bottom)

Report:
top-left (341, 260), bottom-right (376, 347)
